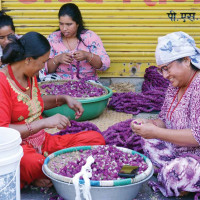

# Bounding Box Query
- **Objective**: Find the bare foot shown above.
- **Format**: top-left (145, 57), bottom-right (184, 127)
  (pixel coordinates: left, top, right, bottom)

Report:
top-left (32, 178), bottom-right (53, 188)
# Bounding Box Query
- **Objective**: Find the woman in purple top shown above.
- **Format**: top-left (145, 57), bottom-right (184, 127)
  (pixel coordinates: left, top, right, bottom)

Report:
top-left (39, 3), bottom-right (110, 81)
top-left (131, 32), bottom-right (200, 197)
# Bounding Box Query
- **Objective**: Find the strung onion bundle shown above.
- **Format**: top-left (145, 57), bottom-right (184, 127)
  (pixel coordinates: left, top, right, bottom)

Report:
top-left (102, 119), bottom-right (143, 153)
top-left (142, 65), bottom-right (169, 92)
top-left (55, 120), bottom-right (142, 153)
top-left (55, 120), bottom-right (101, 135)
top-left (108, 66), bottom-right (169, 114)
top-left (40, 79), bottom-right (106, 98)
top-left (48, 145), bottom-right (147, 181)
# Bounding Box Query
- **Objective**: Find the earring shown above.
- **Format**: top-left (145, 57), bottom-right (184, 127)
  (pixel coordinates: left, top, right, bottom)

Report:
top-left (25, 58), bottom-right (31, 64)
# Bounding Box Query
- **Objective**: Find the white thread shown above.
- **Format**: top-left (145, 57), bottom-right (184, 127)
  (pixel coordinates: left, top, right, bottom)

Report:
top-left (73, 156), bottom-right (94, 200)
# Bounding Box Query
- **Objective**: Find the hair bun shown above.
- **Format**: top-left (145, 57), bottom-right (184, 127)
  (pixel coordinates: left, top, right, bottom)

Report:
top-left (0, 10), bottom-right (7, 17)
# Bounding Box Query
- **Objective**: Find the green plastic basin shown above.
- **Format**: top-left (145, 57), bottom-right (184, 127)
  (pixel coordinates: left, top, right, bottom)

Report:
top-left (42, 87), bottom-right (113, 121)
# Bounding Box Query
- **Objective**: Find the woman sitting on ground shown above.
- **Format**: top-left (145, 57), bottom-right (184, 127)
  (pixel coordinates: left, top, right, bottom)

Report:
top-left (39, 3), bottom-right (110, 81)
top-left (131, 31), bottom-right (200, 197)
top-left (0, 31), bottom-right (105, 188)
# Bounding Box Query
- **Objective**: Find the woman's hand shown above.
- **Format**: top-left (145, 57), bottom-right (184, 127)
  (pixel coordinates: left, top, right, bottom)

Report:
top-left (56, 53), bottom-right (73, 65)
top-left (44, 95), bottom-right (84, 119)
top-left (65, 96), bottom-right (84, 119)
top-left (131, 118), bottom-right (148, 127)
top-left (130, 118), bottom-right (148, 131)
top-left (131, 119), bottom-right (157, 139)
top-left (73, 50), bottom-right (88, 61)
top-left (44, 114), bottom-right (71, 130)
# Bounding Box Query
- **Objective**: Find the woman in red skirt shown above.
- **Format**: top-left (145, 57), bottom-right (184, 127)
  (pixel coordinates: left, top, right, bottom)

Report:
top-left (0, 32), bottom-right (105, 188)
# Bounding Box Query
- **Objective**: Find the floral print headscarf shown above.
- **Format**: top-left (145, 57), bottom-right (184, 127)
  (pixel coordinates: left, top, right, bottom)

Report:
top-left (155, 31), bottom-right (200, 69)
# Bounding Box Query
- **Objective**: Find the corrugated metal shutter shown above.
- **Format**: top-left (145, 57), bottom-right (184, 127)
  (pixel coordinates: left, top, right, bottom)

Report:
top-left (1, 0), bottom-right (200, 77)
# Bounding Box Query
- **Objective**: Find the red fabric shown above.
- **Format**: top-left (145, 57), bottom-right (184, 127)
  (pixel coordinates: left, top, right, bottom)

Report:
top-left (0, 72), bottom-right (44, 127)
top-left (20, 131), bottom-right (105, 188)
top-left (20, 144), bottom-right (46, 188)
top-left (42, 131), bottom-right (105, 155)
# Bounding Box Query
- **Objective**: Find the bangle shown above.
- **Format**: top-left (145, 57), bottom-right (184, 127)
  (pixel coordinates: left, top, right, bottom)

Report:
top-left (52, 57), bottom-right (57, 65)
top-left (152, 120), bottom-right (158, 126)
top-left (88, 53), bottom-right (94, 63)
top-left (56, 95), bottom-right (59, 107)
top-left (26, 122), bottom-right (34, 136)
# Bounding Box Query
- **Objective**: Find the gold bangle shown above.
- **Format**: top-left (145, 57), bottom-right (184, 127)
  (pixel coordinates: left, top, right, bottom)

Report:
top-left (88, 53), bottom-right (94, 63)
top-left (56, 95), bottom-right (59, 107)
top-left (26, 122), bottom-right (33, 136)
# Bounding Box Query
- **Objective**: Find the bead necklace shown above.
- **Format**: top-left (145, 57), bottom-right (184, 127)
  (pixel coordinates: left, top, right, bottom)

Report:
top-left (167, 71), bottom-right (197, 120)
top-left (8, 64), bottom-right (31, 92)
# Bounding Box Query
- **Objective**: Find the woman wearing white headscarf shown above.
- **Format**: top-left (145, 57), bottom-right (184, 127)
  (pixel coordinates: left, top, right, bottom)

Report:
top-left (131, 31), bottom-right (200, 197)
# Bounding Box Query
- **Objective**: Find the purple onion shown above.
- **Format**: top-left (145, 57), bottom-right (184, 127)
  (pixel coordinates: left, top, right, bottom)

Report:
top-left (40, 79), bottom-right (106, 98)
top-left (48, 145), bottom-right (147, 181)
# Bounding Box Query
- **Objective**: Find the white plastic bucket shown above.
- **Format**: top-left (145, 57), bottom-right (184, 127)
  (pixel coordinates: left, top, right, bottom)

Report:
top-left (0, 127), bottom-right (23, 200)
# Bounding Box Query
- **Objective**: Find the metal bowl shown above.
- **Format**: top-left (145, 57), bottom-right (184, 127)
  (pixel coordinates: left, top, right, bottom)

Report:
top-left (42, 146), bottom-right (154, 200)
top-left (43, 170), bottom-right (153, 200)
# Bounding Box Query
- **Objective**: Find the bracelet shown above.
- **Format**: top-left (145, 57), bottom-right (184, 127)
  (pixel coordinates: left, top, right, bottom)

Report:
top-left (56, 95), bottom-right (59, 107)
top-left (152, 120), bottom-right (158, 126)
top-left (52, 57), bottom-right (57, 65)
top-left (26, 122), bottom-right (34, 136)
top-left (88, 53), bottom-right (94, 63)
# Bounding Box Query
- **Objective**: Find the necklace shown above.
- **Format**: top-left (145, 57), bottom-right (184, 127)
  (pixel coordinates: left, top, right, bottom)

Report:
top-left (66, 38), bottom-right (78, 51)
top-left (8, 64), bottom-right (31, 92)
top-left (167, 71), bottom-right (197, 120)
top-left (66, 38), bottom-right (81, 79)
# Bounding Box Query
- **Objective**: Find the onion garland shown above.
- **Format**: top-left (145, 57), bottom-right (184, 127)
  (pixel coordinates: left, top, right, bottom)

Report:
top-left (55, 120), bottom-right (101, 136)
top-left (101, 119), bottom-right (143, 153)
top-left (56, 120), bottom-right (143, 153)
top-left (108, 66), bottom-right (169, 114)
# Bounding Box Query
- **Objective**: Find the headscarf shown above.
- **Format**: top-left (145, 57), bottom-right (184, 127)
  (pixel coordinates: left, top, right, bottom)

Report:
top-left (155, 31), bottom-right (200, 69)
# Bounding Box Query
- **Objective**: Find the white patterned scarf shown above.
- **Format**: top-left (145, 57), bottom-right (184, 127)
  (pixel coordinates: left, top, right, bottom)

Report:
top-left (155, 31), bottom-right (200, 69)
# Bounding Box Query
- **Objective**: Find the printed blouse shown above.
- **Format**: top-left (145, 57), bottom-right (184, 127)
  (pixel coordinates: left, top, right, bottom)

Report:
top-left (47, 30), bottom-right (110, 80)
top-left (159, 73), bottom-right (200, 156)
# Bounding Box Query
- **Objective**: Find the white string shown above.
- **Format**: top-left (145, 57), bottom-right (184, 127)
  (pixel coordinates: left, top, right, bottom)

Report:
top-left (72, 156), bottom-right (94, 200)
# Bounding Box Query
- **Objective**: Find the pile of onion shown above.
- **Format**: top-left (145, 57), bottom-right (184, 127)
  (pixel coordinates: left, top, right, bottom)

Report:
top-left (40, 80), bottom-right (106, 98)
